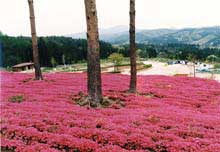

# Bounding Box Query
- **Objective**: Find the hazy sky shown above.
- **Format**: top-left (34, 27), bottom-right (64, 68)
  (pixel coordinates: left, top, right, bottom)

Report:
top-left (0, 0), bottom-right (220, 36)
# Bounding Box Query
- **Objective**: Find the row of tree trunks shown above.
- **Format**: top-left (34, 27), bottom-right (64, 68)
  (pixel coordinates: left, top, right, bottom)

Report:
top-left (84, 0), bottom-right (137, 104)
top-left (28, 0), bottom-right (43, 80)
top-left (27, 0), bottom-right (136, 105)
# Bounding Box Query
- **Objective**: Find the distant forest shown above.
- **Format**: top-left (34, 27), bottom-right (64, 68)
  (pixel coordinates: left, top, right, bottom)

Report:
top-left (1, 34), bottom-right (220, 67)
top-left (1, 35), bottom-right (117, 67)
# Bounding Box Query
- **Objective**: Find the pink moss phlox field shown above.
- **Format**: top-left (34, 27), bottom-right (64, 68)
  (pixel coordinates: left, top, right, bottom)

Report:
top-left (1, 71), bottom-right (220, 152)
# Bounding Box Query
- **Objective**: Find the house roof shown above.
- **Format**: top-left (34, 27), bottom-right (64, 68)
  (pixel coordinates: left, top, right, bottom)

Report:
top-left (12, 62), bottom-right (34, 68)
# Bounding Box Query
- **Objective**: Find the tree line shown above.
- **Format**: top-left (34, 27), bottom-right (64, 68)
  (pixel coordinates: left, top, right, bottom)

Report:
top-left (2, 33), bottom-right (220, 68)
top-left (1, 35), bottom-right (118, 67)
top-left (2, 34), bottom-right (220, 68)
top-left (122, 43), bottom-right (220, 61)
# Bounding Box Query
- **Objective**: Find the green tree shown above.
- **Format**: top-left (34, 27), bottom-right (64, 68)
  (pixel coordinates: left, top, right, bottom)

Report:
top-left (50, 57), bottom-right (57, 67)
top-left (38, 37), bottom-right (50, 67)
top-left (108, 53), bottom-right (124, 72)
top-left (206, 55), bottom-right (219, 63)
top-left (62, 54), bottom-right (66, 67)
top-left (158, 52), bottom-right (168, 58)
top-left (188, 54), bottom-right (198, 77)
top-left (147, 48), bottom-right (157, 58)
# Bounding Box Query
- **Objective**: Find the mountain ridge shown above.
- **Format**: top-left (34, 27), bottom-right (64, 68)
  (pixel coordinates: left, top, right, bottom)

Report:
top-left (69, 26), bottom-right (220, 48)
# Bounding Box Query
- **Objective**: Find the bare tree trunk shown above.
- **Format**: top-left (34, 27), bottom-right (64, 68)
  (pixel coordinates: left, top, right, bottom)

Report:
top-left (84, 0), bottom-right (102, 107)
top-left (28, 0), bottom-right (43, 80)
top-left (193, 62), bottom-right (196, 78)
top-left (129, 0), bottom-right (137, 93)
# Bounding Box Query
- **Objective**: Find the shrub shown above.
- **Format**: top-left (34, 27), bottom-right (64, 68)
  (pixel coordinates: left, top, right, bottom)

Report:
top-left (214, 63), bottom-right (220, 69)
top-left (144, 64), bottom-right (152, 69)
top-left (8, 95), bottom-right (24, 103)
top-left (206, 55), bottom-right (219, 63)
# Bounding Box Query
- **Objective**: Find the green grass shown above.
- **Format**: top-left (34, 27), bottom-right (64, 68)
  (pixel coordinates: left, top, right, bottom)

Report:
top-left (37, 59), bottom-right (153, 73)
top-left (137, 64), bottom-right (152, 71)
top-left (151, 57), bottom-right (172, 63)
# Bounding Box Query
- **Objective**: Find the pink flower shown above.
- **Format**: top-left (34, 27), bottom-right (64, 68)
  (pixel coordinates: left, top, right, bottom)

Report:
top-left (1, 71), bottom-right (220, 151)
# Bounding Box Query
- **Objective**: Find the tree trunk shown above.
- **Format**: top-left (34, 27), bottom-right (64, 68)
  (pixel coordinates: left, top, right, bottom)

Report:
top-left (28, 0), bottom-right (43, 80)
top-left (193, 62), bottom-right (196, 78)
top-left (129, 0), bottom-right (137, 93)
top-left (84, 0), bottom-right (102, 107)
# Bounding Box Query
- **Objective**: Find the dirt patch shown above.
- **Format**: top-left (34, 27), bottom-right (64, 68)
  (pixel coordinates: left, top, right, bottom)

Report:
top-left (22, 78), bottom-right (55, 83)
top-left (22, 78), bottom-right (33, 83)
top-left (70, 92), bottom-right (126, 108)
top-left (139, 92), bottom-right (157, 99)
top-left (1, 148), bottom-right (15, 152)
top-left (120, 90), bottom-right (165, 99)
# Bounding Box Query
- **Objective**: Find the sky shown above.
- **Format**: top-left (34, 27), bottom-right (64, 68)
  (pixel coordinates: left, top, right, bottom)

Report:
top-left (0, 0), bottom-right (220, 36)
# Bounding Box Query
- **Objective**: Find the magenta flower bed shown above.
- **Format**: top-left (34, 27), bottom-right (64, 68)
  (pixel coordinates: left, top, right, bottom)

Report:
top-left (1, 72), bottom-right (220, 152)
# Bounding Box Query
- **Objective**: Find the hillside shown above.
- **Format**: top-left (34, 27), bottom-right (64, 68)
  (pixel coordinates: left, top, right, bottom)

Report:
top-left (70, 26), bottom-right (220, 48)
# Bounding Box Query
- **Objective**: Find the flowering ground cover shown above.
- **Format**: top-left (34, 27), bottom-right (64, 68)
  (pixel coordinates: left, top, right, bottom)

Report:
top-left (1, 71), bottom-right (220, 152)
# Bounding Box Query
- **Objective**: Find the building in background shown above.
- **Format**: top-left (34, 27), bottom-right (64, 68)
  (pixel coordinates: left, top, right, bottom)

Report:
top-left (12, 62), bottom-right (34, 72)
